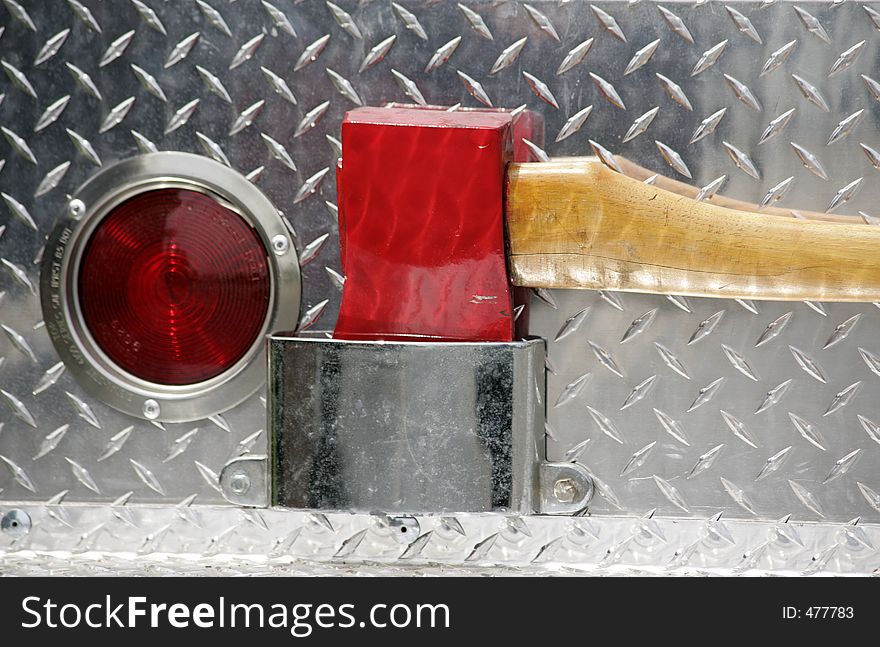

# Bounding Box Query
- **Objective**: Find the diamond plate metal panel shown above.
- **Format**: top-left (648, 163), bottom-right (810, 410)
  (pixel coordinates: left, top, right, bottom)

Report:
top-left (2, 504), bottom-right (879, 576)
top-left (2, 1), bottom-right (880, 570)
top-left (535, 290), bottom-right (880, 522)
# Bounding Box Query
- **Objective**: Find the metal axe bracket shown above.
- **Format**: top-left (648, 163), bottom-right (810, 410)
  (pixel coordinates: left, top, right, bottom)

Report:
top-left (232, 335), bottom-right (594, 516)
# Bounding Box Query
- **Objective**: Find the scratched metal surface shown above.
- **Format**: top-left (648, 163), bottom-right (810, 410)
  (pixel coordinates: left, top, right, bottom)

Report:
top-left (2, 0), bottom-right (880, 572)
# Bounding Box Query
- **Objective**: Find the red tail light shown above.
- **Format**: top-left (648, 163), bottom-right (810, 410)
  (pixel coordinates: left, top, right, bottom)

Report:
top-left (77, 188), bottom-right (271, 386)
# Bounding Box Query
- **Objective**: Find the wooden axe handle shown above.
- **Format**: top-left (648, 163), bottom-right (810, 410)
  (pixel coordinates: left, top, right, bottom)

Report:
top-left (506, 159), bottom-right (880, 302)
top-left (604, 155), bottom-right (860, 224)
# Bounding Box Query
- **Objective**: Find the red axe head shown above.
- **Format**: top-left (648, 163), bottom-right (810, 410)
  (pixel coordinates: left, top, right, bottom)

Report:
top-left (333, 105), bottom-right (543, 343)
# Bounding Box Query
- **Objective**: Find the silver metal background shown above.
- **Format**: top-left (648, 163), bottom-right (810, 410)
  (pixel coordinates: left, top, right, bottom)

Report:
top-left (3, 0), bottom-right (880, 572)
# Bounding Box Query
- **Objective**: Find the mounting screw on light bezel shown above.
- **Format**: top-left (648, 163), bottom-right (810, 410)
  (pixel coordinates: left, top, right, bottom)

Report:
top-left (143, 399), bottom-right (161, 420)
top-left (271, 234), bottom-right (291, 255)
top-left (67, 199), bottom-right (86, 219)
top-left (40, 152), bottom-right (302, 423)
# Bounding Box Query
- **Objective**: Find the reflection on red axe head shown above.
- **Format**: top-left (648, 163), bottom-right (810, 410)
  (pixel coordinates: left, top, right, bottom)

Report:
top-left (335, 105), bottom-right (541, 342)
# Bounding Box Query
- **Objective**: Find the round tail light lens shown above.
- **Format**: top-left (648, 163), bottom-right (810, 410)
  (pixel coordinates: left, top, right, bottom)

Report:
top-left (42, 152), bottom-right (300, 422)
top-left (77, 188), bottom-right (271, 386)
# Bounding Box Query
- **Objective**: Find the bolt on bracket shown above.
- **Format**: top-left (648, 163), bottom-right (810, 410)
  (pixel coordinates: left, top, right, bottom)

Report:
top-left (219, 455), bottom-right (269, 507)
top-left (537, 462), bottom-right (595, 515)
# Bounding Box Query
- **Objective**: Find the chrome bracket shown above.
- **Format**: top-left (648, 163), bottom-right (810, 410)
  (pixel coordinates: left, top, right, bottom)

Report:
top-left (219, 336), bottom-right (594, 515)
top-left (219, 455), bottom-right (269, 508)
top-left (269, 336), bottom-right (547, 514)
top-left (537, 462), bottom-right (595, 515)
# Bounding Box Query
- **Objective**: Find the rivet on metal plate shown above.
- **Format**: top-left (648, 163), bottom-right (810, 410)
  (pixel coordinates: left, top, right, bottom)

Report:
top-left (1, 509), bottom-right (32, 538)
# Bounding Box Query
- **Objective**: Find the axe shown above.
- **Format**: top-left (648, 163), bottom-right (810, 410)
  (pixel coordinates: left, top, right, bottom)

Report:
top-left (333, 105), bottom-right (878, 343)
